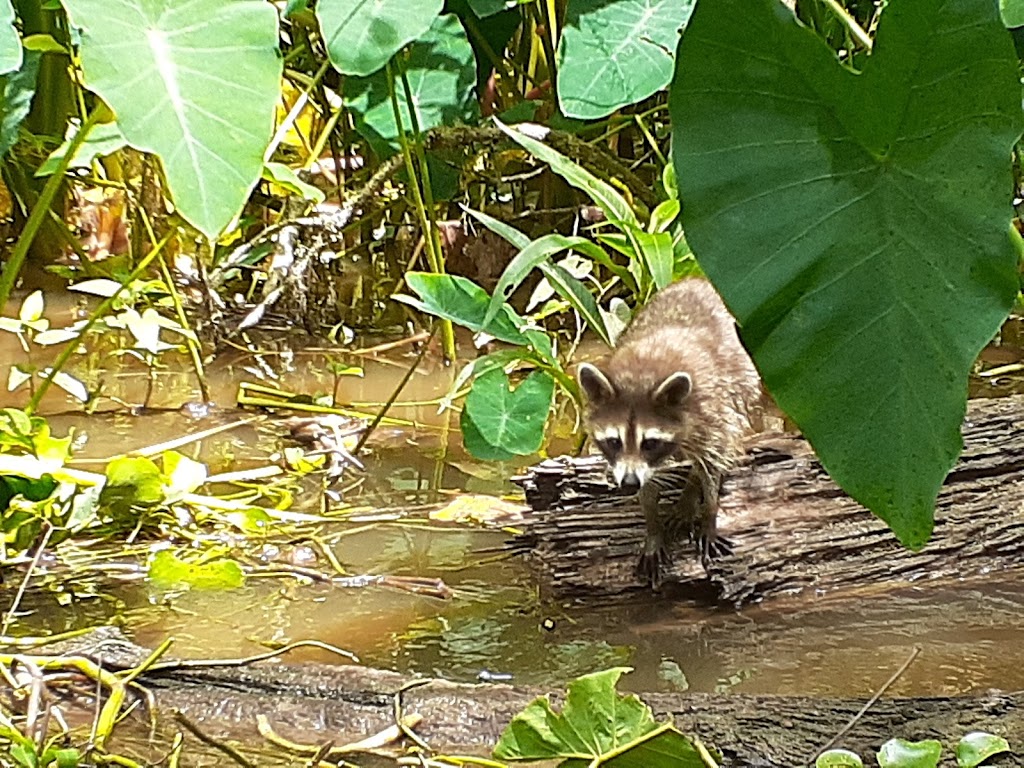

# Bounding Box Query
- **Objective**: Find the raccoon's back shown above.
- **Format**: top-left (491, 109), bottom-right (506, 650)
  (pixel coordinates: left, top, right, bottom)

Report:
top-left (607, 277), bottom-right (762, 453)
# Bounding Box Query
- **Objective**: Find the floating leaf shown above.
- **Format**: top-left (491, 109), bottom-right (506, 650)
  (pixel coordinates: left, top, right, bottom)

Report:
top-left (816, 749), bottom-right (865, 768)
top-left (147, 550), bottom-right (245, 590)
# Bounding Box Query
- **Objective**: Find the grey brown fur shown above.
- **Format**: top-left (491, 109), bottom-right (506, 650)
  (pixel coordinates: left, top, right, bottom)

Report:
top-left (577, 277), bottom-right (762, 585)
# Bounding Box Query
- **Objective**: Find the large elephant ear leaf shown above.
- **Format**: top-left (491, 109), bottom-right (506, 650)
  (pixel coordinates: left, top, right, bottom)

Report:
top-left (63, 0), bottom-right (282, 238)
top-left (671, 0), bottom-right (1022, 547)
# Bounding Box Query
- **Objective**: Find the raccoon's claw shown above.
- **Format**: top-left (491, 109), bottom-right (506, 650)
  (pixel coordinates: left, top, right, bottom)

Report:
top-left (636, 540), bottom-right (673, 588)
top-left (698, 532), bottom-right (734, 562)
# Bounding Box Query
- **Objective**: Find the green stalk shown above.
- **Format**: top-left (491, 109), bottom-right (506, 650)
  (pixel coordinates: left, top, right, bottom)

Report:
top-left (385, 59), bottom-right (456, 362)
top-left (26, 232), bottom-right (172, 414)
top-left (822, 0), bottom-right (873, 51)
top-left (0, 109), bottom-right (101, 312)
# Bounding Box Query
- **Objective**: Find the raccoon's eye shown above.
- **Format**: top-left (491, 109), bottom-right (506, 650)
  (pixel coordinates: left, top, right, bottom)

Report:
top-left (601, 435), bottom-right (623, 453)
top-left (640, 437), bottom-right (665, 453)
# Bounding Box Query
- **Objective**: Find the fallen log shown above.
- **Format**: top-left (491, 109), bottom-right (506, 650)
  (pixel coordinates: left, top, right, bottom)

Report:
top-left (511, 394), bottom-right (1024, 602)
top-left (24, 628), bottom-right (1024, 767)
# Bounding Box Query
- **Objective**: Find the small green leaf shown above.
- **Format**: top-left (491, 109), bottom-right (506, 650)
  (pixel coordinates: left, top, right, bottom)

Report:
top-left (1001, 0), bottom-right (1024, 26)
top-left (262, 161), bottom-right (325, 203)
top-left (494, 667), bottom-right (703, 767)
top-left (649, 199), bottom-right (680, 233)
top-left (52, 748), bottom-right (81, 768)
top-left (35, 121), bottom-right (127, 176)
top-left (877, 738), bottom-right (942, 768)
top-left (461, 368), bottom-right (553, 459)
top-left (0, 51), bottom-right (40, 159)
top-left (628, 229), bottom-right (673, 291)
top-left (163, 451), bottom-right (207, 500)
top-left (494, 118), bottom-right (638, 227)
top-left (956, 732), bottom-right (1009, 767)
top-left (147, 550), bottom-right (245, 590)
top-left (100, 456), bottom-right (165, 513)
top-left (19, 291), bottom-right (43, 324)
top-left (400, 272), bottom-right (534, 346)
top-left (816, 749), bottom-right (865, 768)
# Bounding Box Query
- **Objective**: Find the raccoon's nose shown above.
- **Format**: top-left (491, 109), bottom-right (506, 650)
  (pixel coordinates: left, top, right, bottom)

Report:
top-left (619, 471), bottom-right (641, 491)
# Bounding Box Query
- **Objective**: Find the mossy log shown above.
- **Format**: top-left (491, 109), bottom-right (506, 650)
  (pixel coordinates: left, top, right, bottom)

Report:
top-left (511, 394), bottom-right (1024, 603)
top-left (27, 628), bottom-right (1024, 767)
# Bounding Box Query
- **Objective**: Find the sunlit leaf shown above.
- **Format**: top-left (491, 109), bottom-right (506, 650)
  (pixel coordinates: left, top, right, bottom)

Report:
top-left (62, 0), bottom-right (282, 237)
top-left (7, 365), bottom-right (30, 392)
top-left (877, 738), bottom-right (942, 768)
top-left (262, 161), bottom-right (325, 203)
top-left (557, 0), bottom-right (695, 120)
top-left (494, 119), bottom-right (638, 227)
top-left (0, 0), bottom-right (21, 75)
top-left (147, 550), bottom-right (245, 590)
top-left (162, 451), bottom-right (207, 501)
top-left (494, 667), bottom-right (703, 767)
top-left (429, 494), bottom-right (527, 525)
top-left (69, 278), bottom-right (122, 297)
top-left (956, 732), bottom-right (1009, 767)
top-left (100, 456), bottom-right (165, 514)
top-left (817, 749), bottom-right (865, 768)
top-left (40, 370), bottom-right (90, 403)
top-left (318, 0), bottom-right (442, 76)
top-left (19, 290), bottom-right (43, 324)
top-left (36, 120), bottom-right (128, 176)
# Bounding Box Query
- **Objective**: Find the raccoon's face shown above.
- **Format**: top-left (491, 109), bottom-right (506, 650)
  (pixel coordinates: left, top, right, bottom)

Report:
top-left (577, 363), bottom-right (692, 490)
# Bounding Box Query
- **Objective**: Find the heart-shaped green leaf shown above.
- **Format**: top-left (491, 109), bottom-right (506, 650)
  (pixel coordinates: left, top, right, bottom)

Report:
top-left (557, 0), bottom-right (695, 119)
top-left (346, 14), bottom-right (476, 156)
top-left (461, 368), bottom-right (554, 460)
top-left (63, 0), bottom-right (282, 237)
top-left (671, 0), bottom-right (1021, 547)
top-left (317, 0), bottom-right (442, 76)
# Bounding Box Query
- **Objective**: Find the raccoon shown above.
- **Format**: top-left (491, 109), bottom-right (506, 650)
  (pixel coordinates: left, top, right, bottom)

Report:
top-left (577, 277), bottom-right (762, 584)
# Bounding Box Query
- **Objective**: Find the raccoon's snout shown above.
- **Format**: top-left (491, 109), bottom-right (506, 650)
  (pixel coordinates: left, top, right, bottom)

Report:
top-left (612, 463), bottom-right (650, 490)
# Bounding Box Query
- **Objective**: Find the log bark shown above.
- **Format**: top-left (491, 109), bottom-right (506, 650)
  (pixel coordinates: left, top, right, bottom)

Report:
top-left (27, 628), bottom-right (1024, 767)
top-left (511, 394), bottom-right (1024, 602)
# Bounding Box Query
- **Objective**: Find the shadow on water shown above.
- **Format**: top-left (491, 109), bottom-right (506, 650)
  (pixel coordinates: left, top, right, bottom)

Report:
top-left (3, 295), bottom-right (1024, 699)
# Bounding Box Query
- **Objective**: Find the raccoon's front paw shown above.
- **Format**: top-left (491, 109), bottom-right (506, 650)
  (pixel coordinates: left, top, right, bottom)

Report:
top-left (636, 539), bottom-right (672, 588)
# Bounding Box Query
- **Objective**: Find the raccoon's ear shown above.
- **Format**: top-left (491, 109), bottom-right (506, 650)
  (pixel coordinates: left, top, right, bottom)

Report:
top-left (652, 371), bottom-right (692, 409)
top-left (577, 363), bottom-right (615, 404)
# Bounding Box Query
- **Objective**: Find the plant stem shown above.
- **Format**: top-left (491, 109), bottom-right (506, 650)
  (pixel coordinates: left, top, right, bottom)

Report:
top-left (822, 0), bottom-right (873, 51)
top-left (0, 108), bottom-right (101, 312)
top-left (385, 59), bottom-right (456, 362)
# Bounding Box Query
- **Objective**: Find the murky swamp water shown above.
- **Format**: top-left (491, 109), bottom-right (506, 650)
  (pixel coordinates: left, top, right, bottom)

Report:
top-left (3, 293), bottom-right (1024, 702)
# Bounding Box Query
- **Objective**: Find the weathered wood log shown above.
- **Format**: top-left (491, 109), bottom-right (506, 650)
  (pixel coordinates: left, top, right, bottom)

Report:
top-left (27, 628), bottom-right (1024, 767)
top-left (511, 394), bottom-right (1024, 602)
